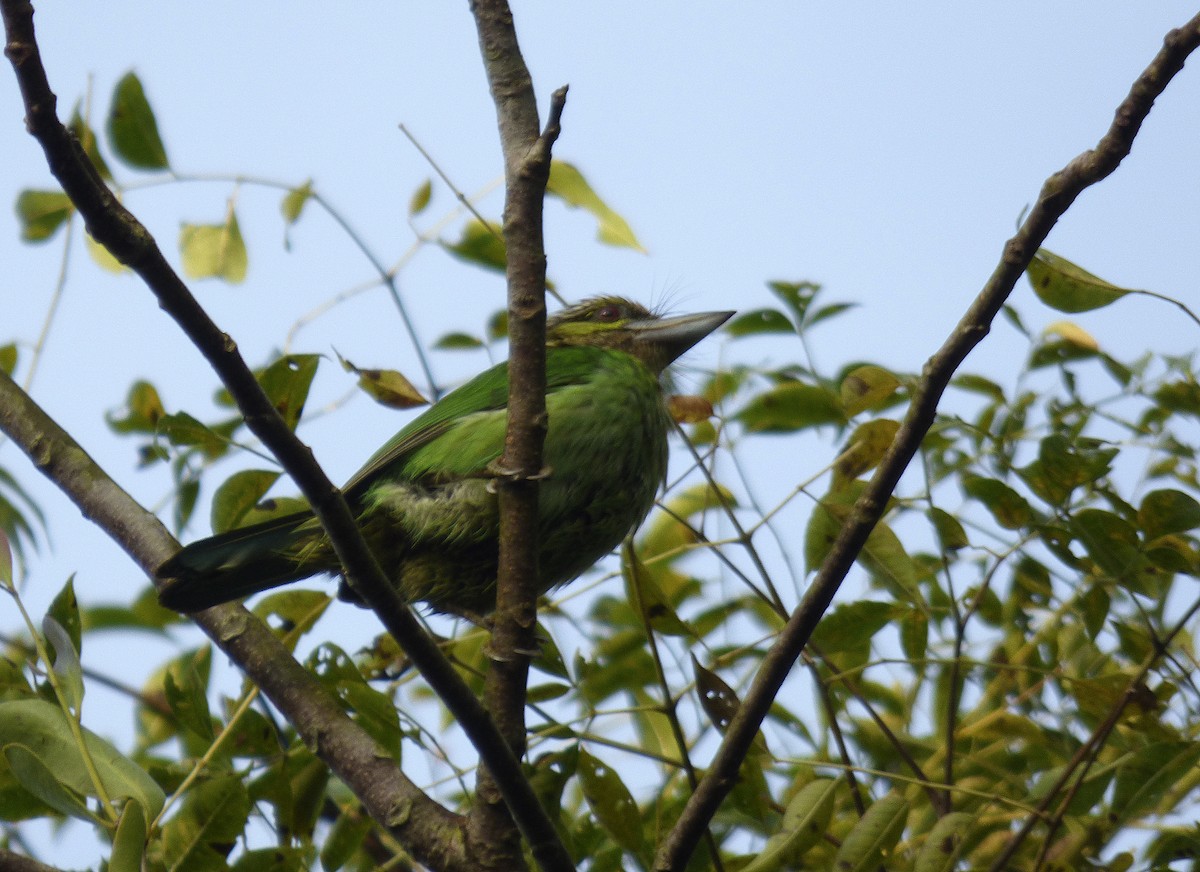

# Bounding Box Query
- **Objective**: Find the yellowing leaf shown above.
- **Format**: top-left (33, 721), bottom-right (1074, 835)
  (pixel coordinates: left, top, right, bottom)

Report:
top-left (1044, 320), bottom-right (1098, 350)
top-left (548, 160), bottom-right (645, 252)
top-left (667, 394), bottom-right (713, 423)
top-left (281, 180), bottom-right (313, 225)
top-left (833, 419), bottom-right (900, 488)
top-left (1026, 248), bottom-right (1130, 313)
top-left (337, 351), bottom-right (428, 409)
top-left (180, 211), bottom-right (248, 283)
top-left (409, 178), bottom-right (432, 216)
top-left (841, 365), bottom-right (901, 416)
top-left (15, 190), bottom-right (72, 242)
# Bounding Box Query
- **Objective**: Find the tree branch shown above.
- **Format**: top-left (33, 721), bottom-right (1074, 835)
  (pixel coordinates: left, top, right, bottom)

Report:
top-left (1, 1), bottom-right (568, 868)
top-left (0, 369), bottom-right (466, 871)
top-left (467, 2), bottom-right (571, 870)
top-left (654, 11), bottom-right (1200, 870)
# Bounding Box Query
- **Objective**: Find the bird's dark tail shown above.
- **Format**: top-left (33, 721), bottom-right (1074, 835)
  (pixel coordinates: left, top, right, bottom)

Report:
top-left (156, 511), bottom-right (324, 612)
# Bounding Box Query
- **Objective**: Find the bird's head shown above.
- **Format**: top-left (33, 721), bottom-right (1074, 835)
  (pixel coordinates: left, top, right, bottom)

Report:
top-left (546, 297), bottom-right (733, 375)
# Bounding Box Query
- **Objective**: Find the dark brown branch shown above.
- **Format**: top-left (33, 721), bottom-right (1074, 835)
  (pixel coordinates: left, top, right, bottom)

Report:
top-left (654, 12), bottom-right (1200, 871)
top-left (0, 850), bottom-right (62, 872)
top-left (0, 369), bottom-right (465, 871)
top-left (467, 2), bottom-right (573, 870)
top-left (1, 1), bottom-right (566, 868)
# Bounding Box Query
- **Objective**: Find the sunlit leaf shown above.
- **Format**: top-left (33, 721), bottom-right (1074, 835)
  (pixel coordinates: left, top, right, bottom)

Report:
top-left (107, 71), bottom-right (169, 170)
top-left (736, 381), bottom-right (843, 432)
top-left (281, 179), bottom-right (313, 225)
top-left (337, 352), bottom-right (427, 410)
top-left (180, 210), bottom-right (248, 283)
top-left (833, 419), bottom-right (900, 487)
top-left (547, 160), bottom-right (645, 251)
top-left (1026, 248), bottom-right (1131, 313)
top-left (211, 470), bottom-right (281, 534)
top-left (666, 394), bottom-right (713, 424)
top-left (442, 218), bottom-right (506, 273)
top-left (408, 177), bottom-right (433, 217)
top-left (841, 365), bottom-right (901, 416)
top-left (15, 190), bottom-right (72, 242)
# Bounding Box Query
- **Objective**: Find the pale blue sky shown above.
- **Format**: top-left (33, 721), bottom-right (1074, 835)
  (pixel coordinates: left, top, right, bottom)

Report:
top-left (3, 4), bottom-right (1199, 866)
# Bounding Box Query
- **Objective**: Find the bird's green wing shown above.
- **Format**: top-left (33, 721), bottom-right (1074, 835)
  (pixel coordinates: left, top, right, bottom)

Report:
top-left (343, 347), bottom-right (608, 497)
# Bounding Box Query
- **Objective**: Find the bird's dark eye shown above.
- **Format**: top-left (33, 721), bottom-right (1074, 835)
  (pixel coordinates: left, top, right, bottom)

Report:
top-left (594, 304), bottom-right (622, 322)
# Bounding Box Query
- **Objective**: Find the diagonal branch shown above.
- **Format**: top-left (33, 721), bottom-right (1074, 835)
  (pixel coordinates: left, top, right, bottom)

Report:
top-left (0, 369), bottom-right (466, 871)
top-left (1, 1), bottom-right (568, 868)
top-left (654, 11), bottom-right (1200, 870)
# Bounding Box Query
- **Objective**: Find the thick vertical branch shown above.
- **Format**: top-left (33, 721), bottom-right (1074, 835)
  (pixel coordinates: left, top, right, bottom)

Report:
top-left (654, 11), bottom-right (1200, 871)
top-left (467, 2), bottom-right (568, 870)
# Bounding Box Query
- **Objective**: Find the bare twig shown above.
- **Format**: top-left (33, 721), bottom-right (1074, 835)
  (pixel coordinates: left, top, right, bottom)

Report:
top-left (655, 12), bottom-right (1200, 870)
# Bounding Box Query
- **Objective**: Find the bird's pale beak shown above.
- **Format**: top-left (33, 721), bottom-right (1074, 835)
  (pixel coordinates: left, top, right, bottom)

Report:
top-left (628, 309), bottom-right (735, 370)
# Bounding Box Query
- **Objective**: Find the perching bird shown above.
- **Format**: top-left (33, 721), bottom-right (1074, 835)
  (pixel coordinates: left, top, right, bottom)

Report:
top-left (156, 297), bottom-right (732, 616)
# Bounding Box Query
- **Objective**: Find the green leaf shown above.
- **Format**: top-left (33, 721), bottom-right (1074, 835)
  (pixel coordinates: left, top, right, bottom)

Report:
top-left (961, 474), bottom-right (1035, 530)
top-left (841, 365), bottom-right (901, 416)
top-left (158, 412), bottom-right (228, 457)
top-left (811, 601), bottom-right (895, 657)
top-left (928, 507), bottom-right (968, 552)
top-left (433, 331), bottom-right (485, 350)
top-left (577, 749), bottom-right (647, 860)
top-left (15, 190), bottom-right (73, 242)
top-left (408, 177), bottom-right (432, 217)
top-left (693, 656), bottom-right (740, 732)
top-left (67, 105), bottom-right (112, 181)
top-left (913, 812), bottom-right (974, 872)
top-left (0, 531), bottom-right (11, 588)
top-left (547, 160), bottom-right (645, 251)
top-left (3, 743), bottom-right (97, 823)
top-left (281, 179), bottom-right (313, 225)
top-left (736, 381), bottom-right (844, 432)
top-left (1026, 248), bottom-right (1131, 313)
top-left (833, 792), bottom-right (908, 872)
top-left (211, 469), bottom-right (281, 534)
top-left (622, 543), bottom-right (691, 637)
top-left (256, 354), bottom-right (320, 430)
top-left (0, 343), bottom-right (15, 377)
top-left (833, 418), bottom-right (900, 488)
top-left (110, 799), bottom-right (147, 872)
top-left (164, 662), bottom-right (214, 742)
top-left (180, 210), bottom-right (248, 283)
top-left (726, 308), bottom-right (795, 337)
top-left (107, 71), bottom-right (169, 170)
top-left (42, 616), bottom-right (83, 715)
top-left (1072, 509), bottom-right (1143, 582)
top-left (1112, 742), bottom-right (1200, 824)
top-left (107, 380), bottom-right (165, 434)
top-left (741, 779), bottom-right (838, 872)
top-left (767, 280), bottom-right (822, 326)
top-left (320, 810), bottom-right (373, 872)
top-left (1139, 489), bottom-right (1200, 540)
top-left (442, 218), bottom-right (506, 273)
top-left (161, 775), bottom-right (250, 868)
top-left (47, 575), bottom-right (82, 657)
top-left (85, 231), bottom-right (127, 273)
top-left (0, 698), bottom-right (165, 825)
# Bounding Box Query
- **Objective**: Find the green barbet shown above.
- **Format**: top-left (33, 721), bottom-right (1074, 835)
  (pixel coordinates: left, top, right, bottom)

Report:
top-left (156, 297), bottom-right (732, 615)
